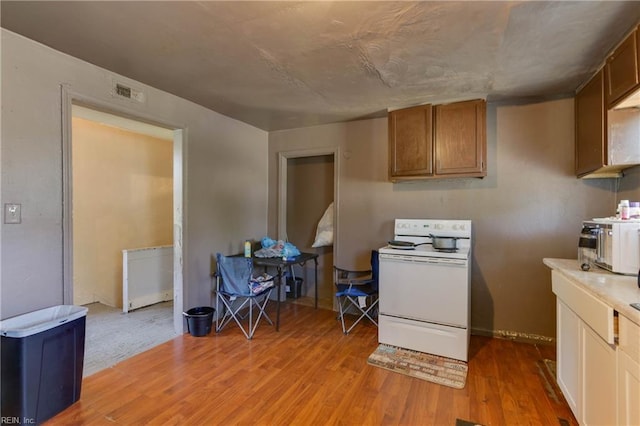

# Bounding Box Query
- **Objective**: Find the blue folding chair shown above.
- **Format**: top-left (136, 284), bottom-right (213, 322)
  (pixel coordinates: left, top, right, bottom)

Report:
top-left (214, 253), bottom-right (275, 340)
top-left (334, 250), bottom-right (379, 334)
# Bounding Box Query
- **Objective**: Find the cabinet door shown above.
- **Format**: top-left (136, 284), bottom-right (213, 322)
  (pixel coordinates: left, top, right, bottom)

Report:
top-left (388, 104), bottom-right (433, 179)
top-left (575, 69), bottom-right (607, 176)
top-left (557, 299), bottom-right (581, 422)
top-left (618, 314), bottom-right (640, 425)
top-left (581, 322), bottom-right (617, 426)
top-left (606, 28), bottom-right (639, 108)
top-left (434, 99), bottom-right (486, 177)
top-left (618, 349), bottom-right (640, 426)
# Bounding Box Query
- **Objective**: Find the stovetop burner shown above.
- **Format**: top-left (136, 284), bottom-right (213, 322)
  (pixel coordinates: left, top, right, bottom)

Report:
top-left (434, 248), bottom-right (458, 253)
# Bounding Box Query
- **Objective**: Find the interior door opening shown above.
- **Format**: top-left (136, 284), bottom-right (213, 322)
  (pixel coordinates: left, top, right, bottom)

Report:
top-left (61, 88), bottom-right (184, 339)
top-left (278, 149), bottom-right (338, 310)
top-left (71, 105), bottom-right (174, 311)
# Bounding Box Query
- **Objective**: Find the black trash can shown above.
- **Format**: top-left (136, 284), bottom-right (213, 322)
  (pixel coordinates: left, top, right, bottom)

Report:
top-left (183, 307), bottom-right (214, 337)
top-left (1, 305), bottom-right (88, 424)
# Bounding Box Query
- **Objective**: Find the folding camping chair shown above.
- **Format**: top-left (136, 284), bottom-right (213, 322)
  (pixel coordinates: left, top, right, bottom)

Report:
top-left (334, 250), bottom-right (379, 334)
top-left (214, 253), bottom-right (275, 340)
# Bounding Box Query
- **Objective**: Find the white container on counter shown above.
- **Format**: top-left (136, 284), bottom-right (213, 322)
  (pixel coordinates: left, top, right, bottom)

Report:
top-left (620, 200), bottom-right (630, 220)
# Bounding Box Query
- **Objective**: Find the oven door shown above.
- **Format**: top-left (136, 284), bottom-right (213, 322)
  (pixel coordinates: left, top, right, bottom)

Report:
top-left (379, 253), bottom-right (469, 327)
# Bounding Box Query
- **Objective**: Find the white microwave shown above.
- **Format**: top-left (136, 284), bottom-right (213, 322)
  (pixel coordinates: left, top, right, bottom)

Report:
top-left (583, 219), bottom-right (640, 275)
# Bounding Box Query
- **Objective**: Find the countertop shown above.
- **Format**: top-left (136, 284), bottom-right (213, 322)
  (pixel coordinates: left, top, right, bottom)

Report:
top-left (543, 258), bottom-right (640, 327)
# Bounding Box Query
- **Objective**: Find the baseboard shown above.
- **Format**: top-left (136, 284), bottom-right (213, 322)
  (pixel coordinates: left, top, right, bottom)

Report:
top-left (471, 327), bottom-right (555, 345)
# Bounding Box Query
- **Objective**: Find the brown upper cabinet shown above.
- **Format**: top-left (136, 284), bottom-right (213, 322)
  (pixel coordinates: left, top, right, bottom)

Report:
top-left (389, 99), bottom-right (486, 182)
top-left (605, 27), bottom-right (640, 108)
top-left (434, 100), bottom-right (486, 178)
top-left (575, 23), bottom-right (640, 178)
top-left (575, 69), bottom-right (607, 177)
top-left (388, 104), bottom-right (433, 179)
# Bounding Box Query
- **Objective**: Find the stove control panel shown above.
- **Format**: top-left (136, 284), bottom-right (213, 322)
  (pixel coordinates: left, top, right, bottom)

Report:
top-left (394, 219), bottom-right (471, 238)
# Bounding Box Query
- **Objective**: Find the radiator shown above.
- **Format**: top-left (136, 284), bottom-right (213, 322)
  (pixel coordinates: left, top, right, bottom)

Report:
top-left (122, 245), bottom-right (173, 313)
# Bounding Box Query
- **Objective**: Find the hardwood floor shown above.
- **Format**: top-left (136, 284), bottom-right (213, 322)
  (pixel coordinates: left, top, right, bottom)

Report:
top-left (47, 302), bottom-right (578, 425)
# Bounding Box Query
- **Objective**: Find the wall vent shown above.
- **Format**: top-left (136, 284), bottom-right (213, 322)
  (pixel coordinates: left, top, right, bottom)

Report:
top-left (115, 83), bottom-right (132, 98)
top-left (112, 82), bottom-right (146, 103)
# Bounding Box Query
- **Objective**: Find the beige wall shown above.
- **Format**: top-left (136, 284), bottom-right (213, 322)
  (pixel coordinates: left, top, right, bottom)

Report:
top-left (268, 98), bottom-right (634, 340)
top-left (72, 117), bottom-right (173, 307)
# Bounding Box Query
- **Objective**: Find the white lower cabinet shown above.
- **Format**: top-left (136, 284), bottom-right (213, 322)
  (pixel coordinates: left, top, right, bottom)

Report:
top-left (557, 299), bottom-right (581, 418)
top-left (618, 350), bottom-right (640, 425)
top-left (581, 322), bottom-right (617, 425)
top-left (548, 262), bottom-right (640, 426)
top-left (557, 299), bottom-right (617, 425)
top-left (553, 271), bottom-right (617, 425)
top-left (618, 315), bottom-right (640, 426)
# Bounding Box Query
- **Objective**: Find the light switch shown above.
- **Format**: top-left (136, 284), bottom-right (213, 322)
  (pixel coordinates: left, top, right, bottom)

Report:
top-left (4, 203), bottom-right (21, 224)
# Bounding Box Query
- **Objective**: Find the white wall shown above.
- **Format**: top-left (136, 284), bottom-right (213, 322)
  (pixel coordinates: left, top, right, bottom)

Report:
top-left (268, 99), bottom-right (628, 340)
top-left (1, 29), bottom-right (269, 319)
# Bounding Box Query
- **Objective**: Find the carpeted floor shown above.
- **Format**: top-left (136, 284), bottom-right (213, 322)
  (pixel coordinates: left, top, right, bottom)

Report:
top-left (83, 301), bottom-right (176, 377)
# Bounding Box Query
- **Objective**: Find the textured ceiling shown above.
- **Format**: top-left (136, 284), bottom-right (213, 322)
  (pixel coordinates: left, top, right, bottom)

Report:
top-left (2, 1), bottom-right (640, 131)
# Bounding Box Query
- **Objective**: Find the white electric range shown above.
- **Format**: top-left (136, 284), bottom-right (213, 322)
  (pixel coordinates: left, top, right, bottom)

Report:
top-left (378, 218), bottom-right (472, 362)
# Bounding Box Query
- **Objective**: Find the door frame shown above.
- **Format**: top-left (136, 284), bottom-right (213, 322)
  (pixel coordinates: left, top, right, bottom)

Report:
top-left (60, 85), bottom-right (186, 334)
top-left (277, 147), bottom-right (339, 244)
top-left (277, 148), bottom-right (339, 305)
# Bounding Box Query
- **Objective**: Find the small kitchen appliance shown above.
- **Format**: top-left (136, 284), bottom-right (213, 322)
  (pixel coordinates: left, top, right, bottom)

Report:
top-left (582, 218), bottom-right (640, 275)
top-left (378, 219), bottom-right (471, 362)
top-left (578, 225), bottom-right (598, 271)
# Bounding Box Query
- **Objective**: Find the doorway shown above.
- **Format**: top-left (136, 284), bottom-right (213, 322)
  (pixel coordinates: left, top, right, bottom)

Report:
top-left (71, 105), bottom-right (174, 310)
top-left (61, 87), bottom-right (185, 336)
top-left (278, 149), bottom-right (338, 310)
